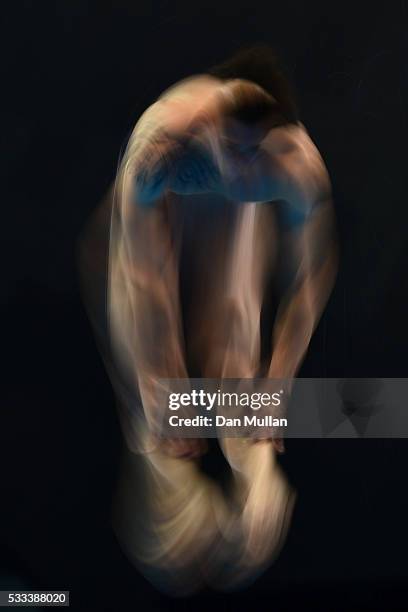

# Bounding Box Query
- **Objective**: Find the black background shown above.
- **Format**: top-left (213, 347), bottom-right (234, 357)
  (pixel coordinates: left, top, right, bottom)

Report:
top-left (2, 2), bottom-right (408, 610)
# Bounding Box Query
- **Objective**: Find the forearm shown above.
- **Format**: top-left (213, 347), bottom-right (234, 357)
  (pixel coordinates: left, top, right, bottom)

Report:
top-left (268, 244), bottom-right (337, 380)
top-left (119, 270), bottom-right (188, 434)
top-left (131, 276), bottom-right (188, 380)
top-left (268, 283), bottom-right (314, 380)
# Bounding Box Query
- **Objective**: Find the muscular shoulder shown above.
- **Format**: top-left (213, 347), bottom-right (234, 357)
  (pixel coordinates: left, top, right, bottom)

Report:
top-left (124, 75), bottom-right (223, 165)
top-left (143, 75), bottom-right (223, 134)
top-left (261, 123), bottom-right (332, 216)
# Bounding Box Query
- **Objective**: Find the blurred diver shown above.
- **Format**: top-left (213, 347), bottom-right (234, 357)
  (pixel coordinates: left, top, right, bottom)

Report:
top-left (79, 44), bottom-right (337, 594)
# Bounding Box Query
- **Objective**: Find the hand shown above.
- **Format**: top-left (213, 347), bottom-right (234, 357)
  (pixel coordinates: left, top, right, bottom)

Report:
top-left (153, 436), bottom-right (208, 459)
top-left (247, 377), bottom-right (291, 450)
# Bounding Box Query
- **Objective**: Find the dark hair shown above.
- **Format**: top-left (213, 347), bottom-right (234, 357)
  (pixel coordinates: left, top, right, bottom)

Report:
top-left (207, 44), bottom-right (299, 125)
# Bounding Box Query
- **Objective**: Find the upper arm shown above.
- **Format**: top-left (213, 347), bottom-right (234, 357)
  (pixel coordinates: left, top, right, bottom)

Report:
top-left (277, 129), bottom-right (332, 218)
top-left (272, 134), bottom-right (337, 293)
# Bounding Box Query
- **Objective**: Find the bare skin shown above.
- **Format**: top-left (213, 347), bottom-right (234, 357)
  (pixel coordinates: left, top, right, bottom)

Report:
top-left (79, 76), bottom-right (339, 593)
top-left (110, 76), bottom-right (337, 459)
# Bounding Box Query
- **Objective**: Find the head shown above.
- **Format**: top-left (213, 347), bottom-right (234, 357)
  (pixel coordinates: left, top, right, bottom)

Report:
top-left (218, 78), bottom-right (285, 156)
top-left (208, 44), bottom-right (298, 156)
